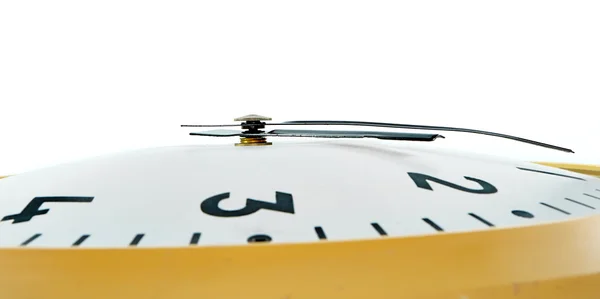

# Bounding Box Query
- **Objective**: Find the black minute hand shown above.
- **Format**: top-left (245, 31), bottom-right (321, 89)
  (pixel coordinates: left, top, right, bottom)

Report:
top-left (281, 120), bottom-right (574, 153)
top-left (181, 120), bottom-right (574, 153)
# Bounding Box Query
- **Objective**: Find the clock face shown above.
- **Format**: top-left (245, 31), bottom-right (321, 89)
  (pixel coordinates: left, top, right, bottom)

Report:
top-left (0, 140), bottom-right (599, 248)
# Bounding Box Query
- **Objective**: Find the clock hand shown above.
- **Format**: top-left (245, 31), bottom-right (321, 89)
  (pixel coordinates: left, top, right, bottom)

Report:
top-left (181, 119), bottom-right (574, 153)
top-left (190, 129), bottom-right (444, 142)
top-left (282, 120), bottom-right (574, 153)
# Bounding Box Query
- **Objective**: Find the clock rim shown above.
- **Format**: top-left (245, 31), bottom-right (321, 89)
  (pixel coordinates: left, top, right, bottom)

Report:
top-left (1, 162), bottom-right (600, 298)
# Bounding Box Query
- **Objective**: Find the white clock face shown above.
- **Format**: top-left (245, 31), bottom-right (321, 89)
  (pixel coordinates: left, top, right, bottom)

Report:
top-left (0, 140), bottom-right (599, 248)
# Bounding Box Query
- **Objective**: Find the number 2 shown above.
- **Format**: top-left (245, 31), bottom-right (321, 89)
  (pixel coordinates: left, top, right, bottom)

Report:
top-left (407, 172), bottom-right (497, 194)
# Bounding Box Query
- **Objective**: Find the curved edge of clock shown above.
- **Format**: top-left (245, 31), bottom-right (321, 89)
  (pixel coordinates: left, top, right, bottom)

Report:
top-left (2, 214), bottom-right (600, 298)
top-left (1, 162), bottom-right (600, 298)
top-left (534, 162), bottom-right (600, 178)
top-left (1, 162), bottom-right (599, 179)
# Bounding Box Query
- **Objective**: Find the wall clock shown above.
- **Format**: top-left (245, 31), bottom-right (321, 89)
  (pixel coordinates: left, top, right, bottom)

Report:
top-left (1, 114), bottom-right (599, 299)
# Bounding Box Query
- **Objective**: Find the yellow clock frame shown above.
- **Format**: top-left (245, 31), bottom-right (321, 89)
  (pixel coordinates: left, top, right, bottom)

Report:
top-left (1, 162), bottom-right (600, 299)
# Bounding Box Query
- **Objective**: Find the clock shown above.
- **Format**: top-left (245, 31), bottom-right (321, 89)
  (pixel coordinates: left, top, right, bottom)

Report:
top-left (1, 115), bottom-right (599, 299)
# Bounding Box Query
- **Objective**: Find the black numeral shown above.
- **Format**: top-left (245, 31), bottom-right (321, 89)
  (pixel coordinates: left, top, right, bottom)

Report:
top-left (1, 196), bottom-right (94, 224)
top-left (200, 191), bottom-right (295, 217)
top-left (407, 173), bottom-right (497, 194)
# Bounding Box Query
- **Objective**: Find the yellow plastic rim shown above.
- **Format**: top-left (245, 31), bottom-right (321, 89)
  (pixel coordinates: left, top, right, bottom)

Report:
top-left (534, 162), bottom-right (600, 177)
top-left (1, 162), bottom-right (600, 299)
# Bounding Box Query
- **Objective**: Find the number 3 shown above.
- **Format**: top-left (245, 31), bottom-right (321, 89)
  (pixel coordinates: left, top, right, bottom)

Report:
top-left (200, 191), bottom-right (295, 217)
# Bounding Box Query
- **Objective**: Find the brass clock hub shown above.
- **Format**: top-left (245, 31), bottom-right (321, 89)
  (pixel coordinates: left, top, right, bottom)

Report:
top-left (234, 114), bottom-right (273, 146)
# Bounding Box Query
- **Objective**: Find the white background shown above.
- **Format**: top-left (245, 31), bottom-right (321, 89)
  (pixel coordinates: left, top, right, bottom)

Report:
top-left (1, 0), bottom-right (598, 175)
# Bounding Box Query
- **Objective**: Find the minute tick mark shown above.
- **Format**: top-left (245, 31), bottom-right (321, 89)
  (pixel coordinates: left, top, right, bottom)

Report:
top-left (516, 167), bottom-right (585, 181)
top-left (21, 234), bottom-right (41, 246)
top-left (564, 198), bottom-right (595, 209)
top-left (540, 202), bottom-right (570, 215)
top-left (584, 193), bottom-right (600, 200)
